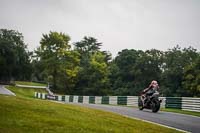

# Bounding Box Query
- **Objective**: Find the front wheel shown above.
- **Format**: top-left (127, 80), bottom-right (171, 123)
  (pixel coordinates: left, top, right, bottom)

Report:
top-left (151, 99), bottom-right (160, 113)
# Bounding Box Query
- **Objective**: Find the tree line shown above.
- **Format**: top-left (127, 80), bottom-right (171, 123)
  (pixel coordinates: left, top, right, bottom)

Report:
top-left (0, 29), bottom-right (200, 97)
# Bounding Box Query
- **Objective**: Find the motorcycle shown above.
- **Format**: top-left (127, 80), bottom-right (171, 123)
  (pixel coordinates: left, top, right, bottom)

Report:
top-left (138, 90), bottom-right (162, 113)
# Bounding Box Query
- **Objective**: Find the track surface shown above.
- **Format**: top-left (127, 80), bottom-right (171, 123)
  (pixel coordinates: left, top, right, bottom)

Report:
top-left (0, 85), bottom-right (15, 96)
top-left (71, 103), bottom-right (200, 133)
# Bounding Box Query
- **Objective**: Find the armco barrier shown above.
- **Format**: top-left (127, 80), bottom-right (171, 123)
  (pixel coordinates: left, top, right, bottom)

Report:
top-left (78, 96), bottom-right (83, 103)
top-left (83, 96), bottom-right (89, 104)
top-left (34, 92), bottom-right (200, 112)
top-left (160, 97), bottom-right (166, 108)
top-left (89, 96), bottom-right (95, 104)
top-left (69, 95), bottom-right (73, 102)
top-left (165, 97), bottom-right (182, 109)
top-left (74, 96), bottom-right (79, 103)
top-left (182, 97), bottom-right (200, 112)
top-left (95, 96), bottom-right (102, 104)
top-left (117, 96), bottom-right (127, 105)
top-left (109, 96), bottom-right (117, 105)
top-left (65, 95), bottom-right (69, 102)
top-left (127, 96), bottom-right (138, 106)
top-left (102, 96), bottom-right (109, 104)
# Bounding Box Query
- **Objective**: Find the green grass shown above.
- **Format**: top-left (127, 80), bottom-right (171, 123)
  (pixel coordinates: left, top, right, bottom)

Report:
top-left (161, 108), bottom-right (200, 117)
top-left (15, 81), bottom-right (47, 86)
top-left (0, 86), bottom-right (182, 133)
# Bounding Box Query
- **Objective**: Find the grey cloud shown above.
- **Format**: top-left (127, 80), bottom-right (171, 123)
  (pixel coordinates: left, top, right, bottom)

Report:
top-left (0, 0), bottom-right (199, 57)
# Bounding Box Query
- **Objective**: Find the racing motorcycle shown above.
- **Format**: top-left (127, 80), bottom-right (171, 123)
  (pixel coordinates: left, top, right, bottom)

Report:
top-left (138, 90), bottom-right (162, 113)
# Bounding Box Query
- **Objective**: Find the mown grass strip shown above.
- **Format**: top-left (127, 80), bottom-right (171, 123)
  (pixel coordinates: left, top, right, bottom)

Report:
top-left (161, 108), bottom-right (200, 117)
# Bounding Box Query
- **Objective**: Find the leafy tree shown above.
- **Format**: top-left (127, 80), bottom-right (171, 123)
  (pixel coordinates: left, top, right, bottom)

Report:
top-left (161, 45), bottom-right (198, 96)
top-left (0, 41), bottom-right (15, 81)
top-left (0, 29), bottom-right (31, 82)
top-left (35, 31), bottom-right (80, 93)
top-left (74, 37), bottom-right (110, 95)
top-left (182, 55), bottom-right (200, 96)
top-left (111, 49), bottom-right (163, 95)
top-left (74, 36), bottom-right (102, 55)
top-left (111, 49), bottom-right (139, 95)
top-left (133, 49), bottom-right (163, 90)
top-left (84, 52), bottom-right (110, 95)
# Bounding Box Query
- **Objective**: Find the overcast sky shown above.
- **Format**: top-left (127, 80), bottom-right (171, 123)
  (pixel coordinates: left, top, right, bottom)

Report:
top-left (0, 0), bottom-right (200, 57)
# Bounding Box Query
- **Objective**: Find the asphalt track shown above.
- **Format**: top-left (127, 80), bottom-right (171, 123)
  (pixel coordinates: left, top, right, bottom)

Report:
top-left (70, 103), bottom-right (200, 133)
top-left (0, 85), bottom-right (15, 96)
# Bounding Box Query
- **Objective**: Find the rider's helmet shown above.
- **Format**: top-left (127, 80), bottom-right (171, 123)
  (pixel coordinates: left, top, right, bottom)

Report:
top-left (151, 80), bottom-right (159, 89)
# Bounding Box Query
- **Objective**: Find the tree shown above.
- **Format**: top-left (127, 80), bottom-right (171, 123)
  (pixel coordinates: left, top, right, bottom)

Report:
top-left (161, 45), bottom-right (198, 96)
top-left (74, 36), bottom-right (102, 55)
top-left (0, 29), bottom-right (31, 82)
top-left (182, 55), bottom-right (200, 96)
top-left (84, 52), bottom-right (110, 95)
top-left (111, 49), bottom-right (139, 95)
top-left (110, 49), bottom-right (163, 95)
top-left (0, 41), bottom-right (15, 82)
top-left (74, 37), bottom-right (110, 95)
top-left (133, 49), bottom-right (163, 91)
top-left (35, 31), bottom-right (80, 93)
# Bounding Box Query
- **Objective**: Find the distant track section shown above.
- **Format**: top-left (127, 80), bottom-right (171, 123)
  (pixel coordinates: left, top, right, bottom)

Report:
top-left (16, 84), bottom-right (46, 89)
top-left (0, 85), bottom-right (15, 96)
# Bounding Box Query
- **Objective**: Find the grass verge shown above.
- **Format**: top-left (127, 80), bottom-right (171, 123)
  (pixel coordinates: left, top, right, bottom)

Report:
top-left (161, 108), bottom-right (200, 117)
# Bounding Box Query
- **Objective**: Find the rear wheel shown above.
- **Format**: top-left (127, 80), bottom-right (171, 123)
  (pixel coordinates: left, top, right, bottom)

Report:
top-left (138, 96), bottom-right (144, 110)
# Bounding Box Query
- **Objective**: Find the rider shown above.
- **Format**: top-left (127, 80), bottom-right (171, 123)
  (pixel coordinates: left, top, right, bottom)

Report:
top-left (142, 80), bottom-right (160, 106)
